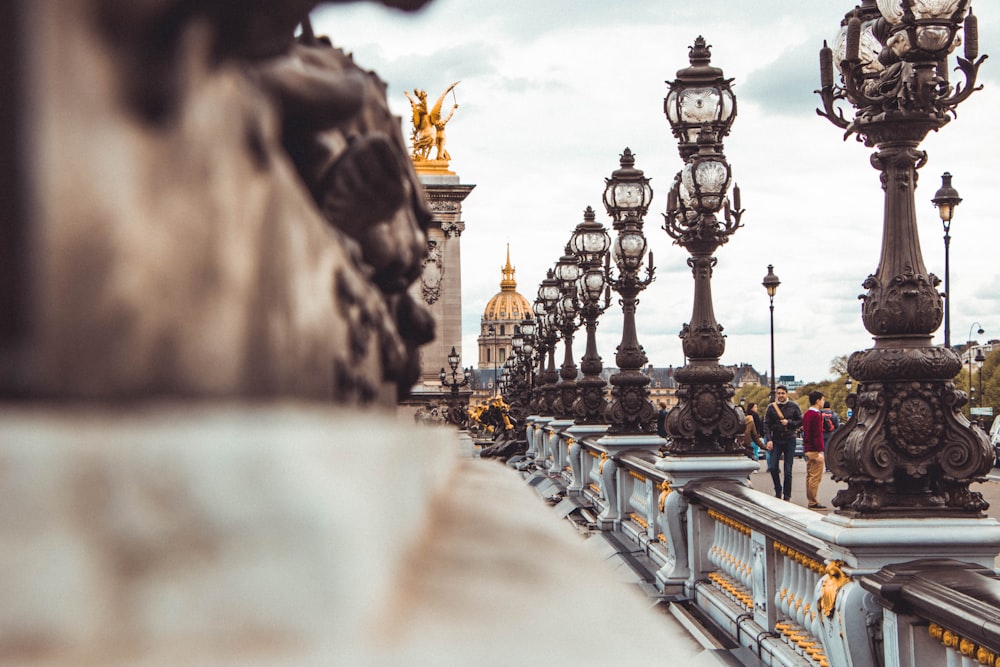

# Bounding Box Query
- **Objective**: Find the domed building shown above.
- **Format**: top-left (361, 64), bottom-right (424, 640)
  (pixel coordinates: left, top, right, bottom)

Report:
top-left (477, 247), bottom-right (533, 386)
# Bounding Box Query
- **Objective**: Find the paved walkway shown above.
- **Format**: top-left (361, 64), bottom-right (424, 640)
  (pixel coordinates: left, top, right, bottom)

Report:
top-left (373, 450), bottom-right (718, 666)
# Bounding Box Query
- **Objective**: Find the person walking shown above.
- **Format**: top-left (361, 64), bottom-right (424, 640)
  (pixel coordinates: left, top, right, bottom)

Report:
top-left (656, 400), bottom-right (668, 438)
top-left (764, 385), bottom-right (803, 500)
top-left (802, 391), bottom-right (827, 509)
top-left (821, 400), bottom-right (840, 448)
top-left (742, 401), bottom-right (765, 462)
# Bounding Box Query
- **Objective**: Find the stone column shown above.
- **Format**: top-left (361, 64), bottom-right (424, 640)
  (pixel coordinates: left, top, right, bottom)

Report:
top-left (404, 172), bottom-right (474, 407)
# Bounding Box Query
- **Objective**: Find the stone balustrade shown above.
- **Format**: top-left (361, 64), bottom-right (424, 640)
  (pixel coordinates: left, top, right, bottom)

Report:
top-left (513, 417), bottom-right (1000, 667)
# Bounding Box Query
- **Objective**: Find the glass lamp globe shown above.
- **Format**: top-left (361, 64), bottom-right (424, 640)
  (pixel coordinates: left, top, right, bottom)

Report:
top-left (613, 228), bottom-right (647, 272)
top-left (579, 267), bottom-right (606, 303)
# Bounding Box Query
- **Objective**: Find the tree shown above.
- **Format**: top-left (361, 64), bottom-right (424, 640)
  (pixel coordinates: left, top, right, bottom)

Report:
top-left (829, 355), bottom-right (849, 376)
top-left (733, 384), bottom-right (770, 413)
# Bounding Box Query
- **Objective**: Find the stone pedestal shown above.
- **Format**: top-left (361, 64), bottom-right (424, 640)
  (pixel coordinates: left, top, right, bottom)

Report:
top-left (402, 172), bottom-right (474, 413)
top-left (808, 514), bottom-right (1000, 572)
top-left (654, 455), bottom-right (758, 487)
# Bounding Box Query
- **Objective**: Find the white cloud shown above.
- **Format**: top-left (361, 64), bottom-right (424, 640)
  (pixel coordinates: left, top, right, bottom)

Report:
top-left (314, 1), bottom-right (1000, 382)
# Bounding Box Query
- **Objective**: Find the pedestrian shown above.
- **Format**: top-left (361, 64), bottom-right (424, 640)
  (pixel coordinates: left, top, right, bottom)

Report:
top-left (802, 391), bottom-right (827, 509)
top-left (741, 401), bottom-right (765, 462)
top-left (821, 400), bottom-right (840, 448)
top-left (764, 385), bottom-right (803, 500)
top-left (656, 400), bottom-right (668, 438)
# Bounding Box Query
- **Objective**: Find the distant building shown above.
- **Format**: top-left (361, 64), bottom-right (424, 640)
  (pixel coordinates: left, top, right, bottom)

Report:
top-left (471, 247), bottom-right (533, 406)
top-left (958, 339), bottom-right (999, 367)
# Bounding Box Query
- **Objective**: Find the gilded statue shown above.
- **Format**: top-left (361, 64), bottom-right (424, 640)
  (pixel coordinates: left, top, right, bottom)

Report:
top-left (405, 82), bottom-right (459, 162)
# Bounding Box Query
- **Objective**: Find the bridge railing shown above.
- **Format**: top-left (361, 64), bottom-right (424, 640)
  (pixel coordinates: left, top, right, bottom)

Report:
top-left (519, 418), bottom-right (1000, 667)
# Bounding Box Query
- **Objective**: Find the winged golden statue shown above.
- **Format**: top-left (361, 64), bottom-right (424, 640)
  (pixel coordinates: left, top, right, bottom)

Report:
top-left (405, 81), bottom-right (459, 162)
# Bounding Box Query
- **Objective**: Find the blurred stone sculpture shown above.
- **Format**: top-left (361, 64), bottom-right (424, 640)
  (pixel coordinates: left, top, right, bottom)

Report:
top-left (3, 0), bottom-right (435, 402)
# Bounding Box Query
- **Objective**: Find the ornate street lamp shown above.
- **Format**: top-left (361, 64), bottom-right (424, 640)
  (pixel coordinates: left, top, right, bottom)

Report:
top-left (663, 35), bottom-right (737, 160)
top-left (569, 206), bottom-right (612, 424)
top-left (530, 299), bottom-right (550, 413)
top-left (553, 245), bottom-right (582, 419)
top-left (762, 265), bottom-right (781, 403)
top-left (603, 149), bottom-right (656, 434)
top-left (537, 273), bottom-right (562, 415)
top-left (967, 322), bottom-right (985, 412)
top-left (932, 172), bottom-right (962, 348)
top-left (817, 0), bottom-right (991, 514)
top-left (661, 38), bottom-right (745, 454)
top-left (439, 346), bottom-right (470, 428)
top-left (487, 322), bottom-right (498, 397)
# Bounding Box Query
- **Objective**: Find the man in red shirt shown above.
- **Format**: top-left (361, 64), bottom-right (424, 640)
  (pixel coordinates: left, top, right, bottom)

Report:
top-left (802, 391), bottom-right (826, 509)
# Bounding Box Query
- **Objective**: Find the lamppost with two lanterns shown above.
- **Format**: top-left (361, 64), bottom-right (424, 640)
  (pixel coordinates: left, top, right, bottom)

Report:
top-left (661, 36), bottom-right (746, 455)
top-left (816, 0), bottom-right (992, 514)
top-left (569, 206), bottom-right (612, 425)
top-left (602, 149), bottom-right (657, 435)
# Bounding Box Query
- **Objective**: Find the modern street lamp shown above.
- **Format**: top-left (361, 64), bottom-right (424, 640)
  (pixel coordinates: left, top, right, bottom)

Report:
top-left (439, 346), bottom-right (470, 428)
top-left (570, 206), bottom-right (612, 424)
top-left (603, 148), bottom-right (656, 434)
top-left (762, 265), bottom-right (780, 403)
top-left (932, 172), bottom-right (962, 348)
top-left (816, 0), bottom-right (992, 514)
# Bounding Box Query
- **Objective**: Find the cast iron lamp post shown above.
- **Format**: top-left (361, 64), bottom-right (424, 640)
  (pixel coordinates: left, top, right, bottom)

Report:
top-left (537, 272), bottom-right (562, 415)
top-left (603, 149), bottom-right (656, 434)
top-left (817, 0), bottom-right (991, 514)
top-left (487, 323), bottom-right (498, 396)
top-left (976, 349), bottom-right (985, 411)
top-left (569, 206), bottom-right (612, 424)
top-left (553, 245), bottom-right (582, 419)
top-left (506, 331), bottom-right (528, 416)
top-left (519, 317), bottom-right (536, 403)
top-left (762, 265), bottom-right (781, 403)
top-left (530, 299), bottom-right (550, 413)
top-left (661, 38), bottom-right (745, 455)
top-left (932, 172), bottom-right (962, 348)
top-left (439, 346), bottom-right (470, 428)
top-left (966, 322), bottom-right (985, 413)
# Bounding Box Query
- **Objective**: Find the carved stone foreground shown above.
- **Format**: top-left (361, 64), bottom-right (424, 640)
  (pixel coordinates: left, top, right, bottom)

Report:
top-left (3, 0), bottom-right (439, 403)
top-left (0, 407), bottom-right (708, 664)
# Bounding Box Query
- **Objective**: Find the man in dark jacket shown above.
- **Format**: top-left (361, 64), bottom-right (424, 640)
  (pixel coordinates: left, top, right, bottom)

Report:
top-left (764, 385), bottom-right (803, 500)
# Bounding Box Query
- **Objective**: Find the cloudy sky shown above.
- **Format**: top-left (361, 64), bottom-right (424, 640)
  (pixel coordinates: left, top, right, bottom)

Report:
top-left (313, 1), bottom-right (1000, 383)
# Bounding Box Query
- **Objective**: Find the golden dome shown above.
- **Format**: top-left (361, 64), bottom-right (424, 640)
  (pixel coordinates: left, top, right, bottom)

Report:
top-left (483, 245), bottom-right (533, 323)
